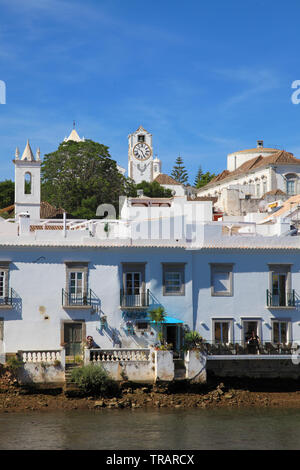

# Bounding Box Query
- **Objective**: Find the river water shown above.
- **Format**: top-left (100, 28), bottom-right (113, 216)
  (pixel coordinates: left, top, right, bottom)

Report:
top-left (0, 407), bottom-right (299, 450)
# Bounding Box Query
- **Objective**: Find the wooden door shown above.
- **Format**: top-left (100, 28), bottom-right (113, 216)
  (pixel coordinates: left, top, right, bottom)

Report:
top-left (64, 322), bottom-right (82, 357)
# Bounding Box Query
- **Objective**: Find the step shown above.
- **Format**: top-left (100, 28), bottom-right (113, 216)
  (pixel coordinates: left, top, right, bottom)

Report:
top-left (174, 368), bottom-right (186, 380)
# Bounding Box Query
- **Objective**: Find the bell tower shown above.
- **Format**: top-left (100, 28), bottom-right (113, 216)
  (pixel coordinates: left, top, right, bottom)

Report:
top-left (14, 140), bottom-right (41, 221)
top-left (128, 126), bottom-right (153, 183)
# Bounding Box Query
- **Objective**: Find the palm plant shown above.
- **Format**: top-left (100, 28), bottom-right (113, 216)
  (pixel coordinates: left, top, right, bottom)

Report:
top-left (183, 330), bottom-right (204, 351)
top-left (149, 306), bottom-right (166, 345)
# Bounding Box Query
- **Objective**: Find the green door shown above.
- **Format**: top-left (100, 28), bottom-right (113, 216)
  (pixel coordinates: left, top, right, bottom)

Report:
top-left (64, 322), bottom-right (82, 357)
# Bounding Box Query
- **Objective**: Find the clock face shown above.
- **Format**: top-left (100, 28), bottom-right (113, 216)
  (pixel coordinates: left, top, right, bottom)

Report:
top-left (133, 142), bottom-right (152, 160)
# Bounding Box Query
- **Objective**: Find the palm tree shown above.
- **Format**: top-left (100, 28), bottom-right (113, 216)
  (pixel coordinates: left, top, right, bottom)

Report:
top-left (149, 306), bottom-right (166, 344)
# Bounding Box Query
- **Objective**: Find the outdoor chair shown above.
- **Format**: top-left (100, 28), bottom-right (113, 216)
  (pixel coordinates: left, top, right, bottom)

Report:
top-left (264, 342), bottom-right (278, 354)
top-left (280, 342), bottom-right (292, 354)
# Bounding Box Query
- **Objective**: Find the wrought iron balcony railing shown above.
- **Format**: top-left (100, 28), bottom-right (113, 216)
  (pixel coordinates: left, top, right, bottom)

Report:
top-left (62, 288), bottom-right (92, 307)
top-left (120, 289), bottom-right (150, 309)
top-left (266, 289), bottom-right (295, 307)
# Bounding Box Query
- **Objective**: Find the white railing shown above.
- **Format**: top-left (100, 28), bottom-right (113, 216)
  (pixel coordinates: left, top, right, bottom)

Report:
top-left (87, 348), bottom-right (151, 363)
top-left (19, 350), bottom-right (63, 364)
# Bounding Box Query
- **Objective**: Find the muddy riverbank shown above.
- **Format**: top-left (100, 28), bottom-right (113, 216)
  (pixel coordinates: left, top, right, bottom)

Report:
top-left (2, 369), bottom-right (300, 413)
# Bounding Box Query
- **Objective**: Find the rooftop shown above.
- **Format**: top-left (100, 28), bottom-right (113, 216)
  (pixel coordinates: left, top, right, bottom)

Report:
top-left (201, 150), bottom-right (300, 190)
top-left (153, 173), bottom-right (181, 185)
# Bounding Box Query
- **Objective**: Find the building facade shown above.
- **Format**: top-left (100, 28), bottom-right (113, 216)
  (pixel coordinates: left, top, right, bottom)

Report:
top-left (2, 136), bottom-right (300, 362)
top-left (198, 140), bottom-right (300, 215)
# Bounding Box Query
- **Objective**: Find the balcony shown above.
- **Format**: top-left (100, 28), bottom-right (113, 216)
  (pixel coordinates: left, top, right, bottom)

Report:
top-left (204, 341), bottom-right (298, 356)
top-left (0, 288), bottom-right (13, 309)
top-left (62, 288), bottom-right (93, 308)
top-left (120, 289), bottom-right (150, 309)
top-left (266, 289), bottom-right (296, 308)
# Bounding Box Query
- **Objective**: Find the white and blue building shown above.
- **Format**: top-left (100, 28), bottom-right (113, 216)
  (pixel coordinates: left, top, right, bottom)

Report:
top-left (1, 137), bottom-right (300, 361)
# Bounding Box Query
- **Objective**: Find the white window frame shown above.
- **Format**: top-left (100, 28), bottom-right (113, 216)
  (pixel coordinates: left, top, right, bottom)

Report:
top-left (162, 263), bottom-right (185, 296)
top-left (212, 319), bottom-right (233, 344)
top-left (0, 271), bottom-right (6, 299)
top-left (125, 271), bottom-right (142, 295)
top-left (69, 271), bottom-right (84, 298)
top-left (0, 264), bottom-right (9, 300)
top-left (65, 262), bottom-right (89, 305)
top-left (271, 319), bottom-right (291, 345)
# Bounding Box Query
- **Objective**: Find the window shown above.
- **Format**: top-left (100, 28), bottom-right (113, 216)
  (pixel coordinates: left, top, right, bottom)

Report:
top-left (121, 263), bottom-right (147, 307)
top-left (162, 263), bottom-right (185, 296)
top-left (125, 272), bottom-right (141, 295)
top-left (213, 320), bottom-right (232, 344)
top-left (64, 262), bottom-right (89, 305)
top-left (256, 183), bottom-right (260, 198)
top-left (286, 174), bottom-right (297, 196)
top-left (0, 263), bottom-right (9, 303)
top-left (211, 264), bottom-right (233, 296)
top-left (138, 135), bottom-right (145, 142)
top-left (136, 321), bottom-right (150, 331)
top-left (165, 272), bottom-right (181, 293)
top-left (262, 180), bottom-right (267, 195)
top-left (69, 272), bottom-right (84, 301)
top-left (24, 172), bottom-right (32, 194)
top-left (272, 320), bottom-right (289, 344)
top-left (0, 271), bottom-right (6, 298)
top-left (287, 180), bottom-right (296, 196)
top-left (268, 264), bottom-right (293, 307)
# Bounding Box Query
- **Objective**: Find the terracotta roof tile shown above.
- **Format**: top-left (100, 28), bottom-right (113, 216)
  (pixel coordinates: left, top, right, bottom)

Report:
top-left (201, 150), bottom-right (300, 190)
top-left (154, 174), bottom-right (181, 185)
top-left (262, 189), bottom-right (286, 198)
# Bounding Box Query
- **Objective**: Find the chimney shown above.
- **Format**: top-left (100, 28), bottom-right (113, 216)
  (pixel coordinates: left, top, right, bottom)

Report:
top-left (257, 140), bottom-right (264, 148)
top-left (18, 212), bottom-right (30, 236)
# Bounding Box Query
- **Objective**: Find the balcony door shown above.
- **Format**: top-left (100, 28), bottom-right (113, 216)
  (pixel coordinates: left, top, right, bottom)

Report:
top-left (125, 272), bottom-right (143, 306)
top-left (243, 320), bottom-right (259, 343)
top-left (122, 263), bottom-right (146, 308)
top-left (272, 273), bottom-right (286, 307)
top-left (69, 271), bottom-right (84, 304)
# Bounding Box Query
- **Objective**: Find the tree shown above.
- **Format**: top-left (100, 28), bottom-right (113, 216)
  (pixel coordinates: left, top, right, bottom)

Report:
top-left (41, 139), bottom-right (132, 218)
top-left (171, 156), bottom-right (189, 185)
top-left (194, 166), bottom-right (215, 189)
top-left (131, 180), bottom-right (172, 198)
top-left (0, 180), bottom-right (14, 209)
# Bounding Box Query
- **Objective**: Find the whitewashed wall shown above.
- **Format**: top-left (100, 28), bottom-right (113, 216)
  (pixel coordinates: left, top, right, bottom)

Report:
top-left (1, 245), bottom-right (300, 354)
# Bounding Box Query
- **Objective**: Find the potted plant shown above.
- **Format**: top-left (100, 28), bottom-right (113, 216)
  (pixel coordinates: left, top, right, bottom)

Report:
top-left (104, 222), bottom-right (109, 237)
top-left (149, 307), bottom-right (166, 346)
top-left (125, 321), bottom-right (134, 335)
top-left (183, 331), bottom-right (204, 351)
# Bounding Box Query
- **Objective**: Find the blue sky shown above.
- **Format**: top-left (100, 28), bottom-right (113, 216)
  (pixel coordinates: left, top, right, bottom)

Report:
top-left (1, 0), bottom-right (300, 184)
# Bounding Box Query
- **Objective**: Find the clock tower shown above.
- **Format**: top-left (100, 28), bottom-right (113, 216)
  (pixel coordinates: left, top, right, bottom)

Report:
top-left (128, 126), bottom-right (153, 183)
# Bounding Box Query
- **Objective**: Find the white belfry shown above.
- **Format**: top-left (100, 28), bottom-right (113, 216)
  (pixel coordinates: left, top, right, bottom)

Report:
top-left (14, 140), bottom-right (41, 221)
top-left (128, 126), bottom-right (154, 183)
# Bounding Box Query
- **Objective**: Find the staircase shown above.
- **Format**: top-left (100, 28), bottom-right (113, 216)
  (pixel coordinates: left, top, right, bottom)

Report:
top-left (64, 363), bottom-right (80, 394)
top-left (173, 358), bottom-right (187, 381)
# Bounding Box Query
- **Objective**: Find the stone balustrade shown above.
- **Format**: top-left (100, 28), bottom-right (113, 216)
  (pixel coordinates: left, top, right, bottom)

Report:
top-left (19, 350), bottom-right (64, 364)
top-left (86, 348), bottom-right (151, 364)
